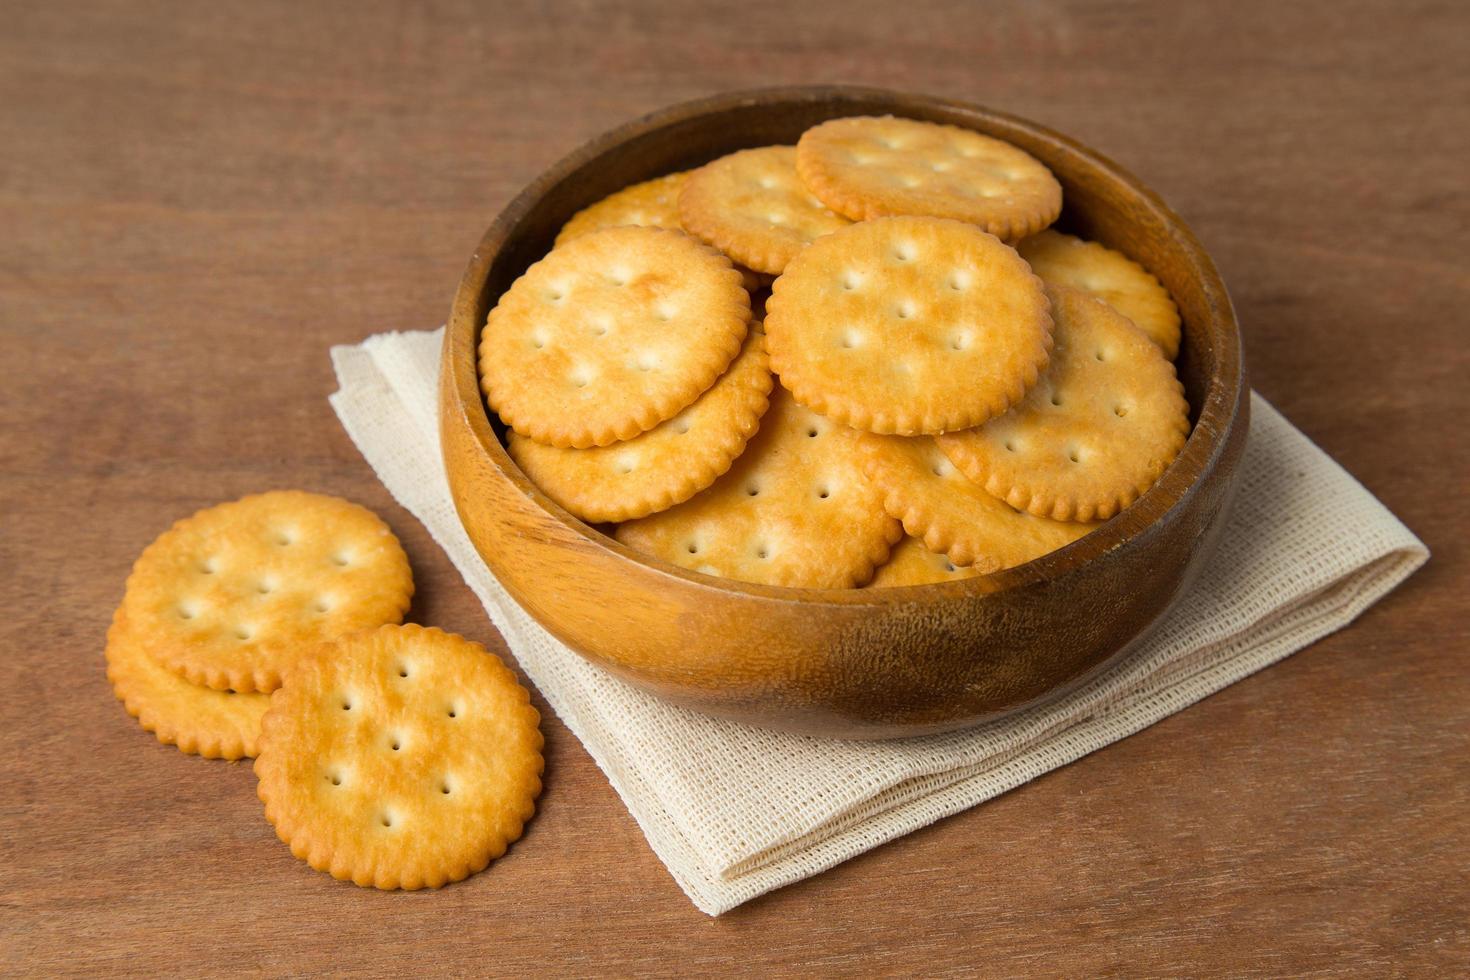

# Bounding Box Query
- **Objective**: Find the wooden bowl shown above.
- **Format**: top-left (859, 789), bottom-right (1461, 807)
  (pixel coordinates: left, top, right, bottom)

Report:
top-left (439, 86), bottom-right (1248, 739)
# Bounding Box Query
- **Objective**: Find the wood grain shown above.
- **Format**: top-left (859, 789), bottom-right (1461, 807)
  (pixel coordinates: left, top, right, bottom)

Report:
top-left (2, 0), bottom-right (1466, 974)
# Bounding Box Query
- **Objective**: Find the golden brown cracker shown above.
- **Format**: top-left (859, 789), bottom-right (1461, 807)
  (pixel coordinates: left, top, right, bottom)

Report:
top-left (615, 388), bottom-right (901, 588)
top-left (508, 330), bottom-right (773, 523)
top-left (1017, 229), bottom-right (1182, 359)
top-left (254, 624), bottom-right (543, 891)
top-left (554, 171), bottom-right (688, 246)
top-left (678, 145), bottom-right (851, 275)
top-left (796, 116), bottom-right (1062, 240)
top-left (480, 226), bottom-right (750, 448)
top-left (937, 286), bottom-right (1190, 522)
top-left (866, 537), bottom-right (985, 588)
top-left (106, 608), bottom-right (269, 759)
top-left (859, 432), bottom-right (1097, 571)
top-left (764, 216), bottom-right (1053, 435)
top-left (121, 491), bottom-right (414, 693)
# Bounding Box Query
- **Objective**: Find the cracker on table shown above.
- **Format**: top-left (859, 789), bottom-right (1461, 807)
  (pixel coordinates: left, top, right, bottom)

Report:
top-left (796, 115), bottom-right (1062, 241)
top-left (1017, 229), bottom-right (1182, 359)
top-left (121, 491), bottom-right (414, 693)
top-left (937, 286), bottom-right (1190, 522)
top-left (554, 171), bottom-right (688, 246)
top-left (764, 216), bottom-right (1053, 435)
top-left (480, 226), bottom-right (750, 448)
top-left (254, 624), bottom-right (543, 891)
top-left (615, 388), bottom-right (902, 588)
top-left (509, 329), bottom-right (773, 523)
top-left (859, 432), bottom-right (1096, 571)
top-left (105, 608), bottom-right (270, 759)
top-left (678, 145), bottom-right (851, 275)
top-left (866, 536), bottom-right (985, 588)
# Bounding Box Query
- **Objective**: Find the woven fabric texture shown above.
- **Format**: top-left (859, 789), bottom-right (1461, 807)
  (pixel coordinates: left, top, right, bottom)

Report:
top-left (329, 328), bottom-right (1426, 915)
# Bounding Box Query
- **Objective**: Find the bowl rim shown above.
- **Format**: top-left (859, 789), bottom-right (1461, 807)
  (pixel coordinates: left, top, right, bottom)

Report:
top-left (446, 84), bottom-right (1244, 607)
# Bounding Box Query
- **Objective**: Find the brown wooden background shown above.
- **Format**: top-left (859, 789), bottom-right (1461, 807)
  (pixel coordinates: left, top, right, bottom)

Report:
top-left (4, 1), bottom-right (1467, 974)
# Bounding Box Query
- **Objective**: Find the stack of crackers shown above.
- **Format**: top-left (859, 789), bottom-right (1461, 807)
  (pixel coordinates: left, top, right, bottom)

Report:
top-left (480, 115), bottom-right (1190, 588)
top-left (107, 491), bottom-right (544, 889)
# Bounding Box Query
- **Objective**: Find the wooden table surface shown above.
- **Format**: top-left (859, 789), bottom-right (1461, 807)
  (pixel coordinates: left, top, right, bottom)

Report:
top-left (4, 1), bottom-right (1467, 974)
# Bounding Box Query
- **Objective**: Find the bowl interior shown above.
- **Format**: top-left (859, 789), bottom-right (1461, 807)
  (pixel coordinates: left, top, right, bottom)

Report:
top-left (451, 85), bottom-right (1241, 603)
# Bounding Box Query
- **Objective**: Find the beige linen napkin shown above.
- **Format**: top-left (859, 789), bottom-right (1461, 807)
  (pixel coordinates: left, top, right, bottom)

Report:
top-left (329, 327), bottom-right (1427, 916)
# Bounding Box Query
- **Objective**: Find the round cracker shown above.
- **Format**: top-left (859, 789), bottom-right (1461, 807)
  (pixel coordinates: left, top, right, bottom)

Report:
top-left (254, 624), bottom-right (543, 891)
top-left (764, 216), bottom-right (1053, 435)
top-left (1017, 229), bottom-right (1182, 359)
top-left (678, 145), bottom-right (851, 275)
top-left (121, 491), bottom-right (414, 693)
top-left (858, 432), bottom-right (1096, 570)
top-left (508, 329), bottom-right (773, 523)
top-left (615, 387), bottom-right (902, 588)
top-left (554, 171), bottom-right (688, 246)
top-left (480, 226), bottom-right (750, 449)
top-left (937, 286), bottom-right (1190, 522)
top-left (105, 608), bottom-right (270, 759)
top-left (866, 537), bottom-right (985, 588)
top-left (796, 115), bottom-right (1062, 240)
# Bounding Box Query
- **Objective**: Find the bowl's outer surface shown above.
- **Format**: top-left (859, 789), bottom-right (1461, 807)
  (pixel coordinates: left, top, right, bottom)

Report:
top-left (440, 86), bottom-right (1249, 738)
